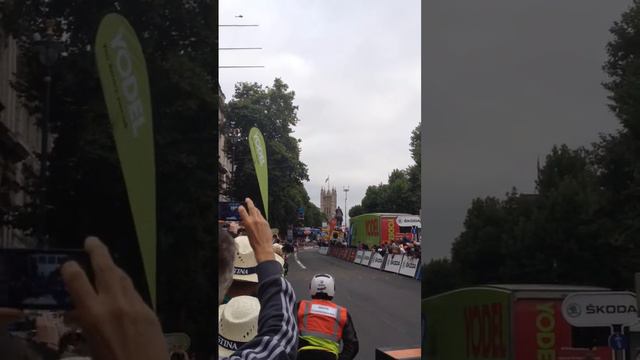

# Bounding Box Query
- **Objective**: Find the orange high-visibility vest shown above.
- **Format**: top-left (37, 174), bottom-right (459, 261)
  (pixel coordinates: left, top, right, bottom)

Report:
top-left (297, 299), bottom-right (348, 342)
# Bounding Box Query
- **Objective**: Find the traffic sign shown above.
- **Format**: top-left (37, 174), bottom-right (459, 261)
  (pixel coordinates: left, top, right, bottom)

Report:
top-left (561, 292), bottom-right (638, 327)
top-left (608, 333), bottom-right (627, 351)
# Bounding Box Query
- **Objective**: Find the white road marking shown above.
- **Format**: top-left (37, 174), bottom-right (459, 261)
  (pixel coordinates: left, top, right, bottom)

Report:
top-left (294, 252), bottom-right (307, 269)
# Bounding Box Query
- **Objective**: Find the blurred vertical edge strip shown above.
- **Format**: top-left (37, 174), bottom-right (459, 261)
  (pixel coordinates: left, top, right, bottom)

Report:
top-left (420, 0), bottom-right (428, 357)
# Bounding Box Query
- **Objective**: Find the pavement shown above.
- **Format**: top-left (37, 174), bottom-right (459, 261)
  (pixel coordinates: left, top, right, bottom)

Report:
top-left (287, 247), bottom-right (421, 360)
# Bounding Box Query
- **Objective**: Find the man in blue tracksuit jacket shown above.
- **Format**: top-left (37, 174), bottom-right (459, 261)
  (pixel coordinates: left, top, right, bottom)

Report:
top-left (220, 198), bottom-right (298, 360)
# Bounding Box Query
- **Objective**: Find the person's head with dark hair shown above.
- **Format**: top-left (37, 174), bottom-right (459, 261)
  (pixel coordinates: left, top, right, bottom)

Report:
top-left (219, 225), bottom-right (236, 304)
top-left (170, 350), bottom-right (188, 360)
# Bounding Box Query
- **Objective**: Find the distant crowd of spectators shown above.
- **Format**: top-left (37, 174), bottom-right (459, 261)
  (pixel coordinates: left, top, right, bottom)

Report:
top-left (318, 235), bottom-right (421, 260)
top-left (358, 237), bottom-right (421, 259)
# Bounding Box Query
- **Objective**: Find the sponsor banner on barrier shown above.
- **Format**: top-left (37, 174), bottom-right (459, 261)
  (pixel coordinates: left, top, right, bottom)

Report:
top-left (415, 262), bottom-right (422, 280)
top-left (361, 251), bottom-right (373, 266)
top-left (369, 253), bottom-right (385, 269)
top-left (399, 255), bottom-right (420, 277)
top-left (318, 247), bottom-right (328, 255)
top-left (354, 250), bottom-right (364, 263)
top-left (384, 254), bottom-right (404, 273)
top-left (382, 254), bottom-right (391, 268)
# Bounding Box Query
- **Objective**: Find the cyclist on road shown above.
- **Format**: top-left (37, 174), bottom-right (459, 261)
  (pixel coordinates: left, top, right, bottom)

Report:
top-left (294, 274), bottom-right (359, 360)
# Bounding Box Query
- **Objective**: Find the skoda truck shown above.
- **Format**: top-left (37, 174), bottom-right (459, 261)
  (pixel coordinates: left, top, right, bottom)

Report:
top-left (349, 213), bottom-right (421, 247)
top-left (422, 284), bottom-right (639, 360)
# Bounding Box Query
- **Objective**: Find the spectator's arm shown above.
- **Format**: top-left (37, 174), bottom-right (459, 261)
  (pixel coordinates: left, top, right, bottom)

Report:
top-left (227, 260), bottom-right (298, 360)
top-left (339, 313), bottom-right (359, 360)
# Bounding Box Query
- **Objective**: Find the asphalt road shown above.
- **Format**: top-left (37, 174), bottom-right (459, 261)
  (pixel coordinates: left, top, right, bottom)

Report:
top-left (287, 247), bottom-right (420, 360)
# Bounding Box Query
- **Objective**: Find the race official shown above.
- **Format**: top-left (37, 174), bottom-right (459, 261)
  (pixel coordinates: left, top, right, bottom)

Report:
top-left (294, 274), bottom-right (359, 360)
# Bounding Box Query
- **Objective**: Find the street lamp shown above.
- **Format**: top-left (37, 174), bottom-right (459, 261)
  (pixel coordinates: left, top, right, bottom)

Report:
top-left (343, 186), bottom-right (349, 229)
top-left (33, 20), bottom-right (64, 247)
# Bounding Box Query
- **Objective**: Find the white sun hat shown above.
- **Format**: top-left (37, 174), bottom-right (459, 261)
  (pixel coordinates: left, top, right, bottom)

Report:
top-left (272, 243), bottom-right (284, 257)
top-left (218, 296), bottom-right (260, 357)
top-left (233, 236), bottom-right (284, 283)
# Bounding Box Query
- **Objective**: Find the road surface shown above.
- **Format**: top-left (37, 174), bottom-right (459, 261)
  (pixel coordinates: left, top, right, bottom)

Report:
top-left (287, 247), bottom-right (420, 360)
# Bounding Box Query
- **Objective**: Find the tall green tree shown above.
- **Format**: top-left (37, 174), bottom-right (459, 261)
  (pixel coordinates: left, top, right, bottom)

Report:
top-left (600, 1), bottom-right (640, 284)
top-left (303, 202), bottom-right (326, 227)
top-left (348, 204), bottom-right (365, 218)
top-left (407, 124), bottom-right (421, 212)
top-left (421, 258), bottom-right (462, 298)
top-left (604, 1), bottom-right (640, 140)
top-left (450, 196), bottom-right (508, 284)
top-left (7, 1), bottom-right (218, 357)
top-left (224, 79), bottom-right (311, 233)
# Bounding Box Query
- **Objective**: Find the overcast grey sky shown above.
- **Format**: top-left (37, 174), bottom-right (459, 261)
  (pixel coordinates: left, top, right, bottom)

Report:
top-left (219, 0), bottom-right (420, 217)
top-left (422, 0), bottom-right (631, 261)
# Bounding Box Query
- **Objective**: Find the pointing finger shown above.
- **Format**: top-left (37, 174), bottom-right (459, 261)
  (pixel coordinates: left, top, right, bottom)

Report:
top-left (238, 205), bottom-right (249, 222)
top-left (85, 237), bottom-right (120, 293)
top-left (245, 198), bottom-right (256, 214)
top-left (61, 261), bottom-right (97, 313)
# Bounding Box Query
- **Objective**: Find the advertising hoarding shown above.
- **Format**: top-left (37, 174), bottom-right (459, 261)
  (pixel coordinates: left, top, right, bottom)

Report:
top-left (369, 253), bottom-right (385, 269)
top-left (423, 288), bottom-right (510, 360)
top-left (384, 254), bottom-right (404, 273)
top-left (514, 300), bottom-right (611, 360)
top-left (561, 292), bottom-right (638, 327)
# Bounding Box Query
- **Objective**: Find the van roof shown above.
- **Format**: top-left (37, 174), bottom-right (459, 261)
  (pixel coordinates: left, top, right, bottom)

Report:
top-left (485, 284), bottom-right (609, 292)
top-left (423, 284), bottom-right (612, 302)
top-left (351, 213), bottom-right (417, 218)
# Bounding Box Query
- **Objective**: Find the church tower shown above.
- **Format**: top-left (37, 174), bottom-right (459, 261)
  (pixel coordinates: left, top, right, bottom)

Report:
top-left (320, 186), bottom-right (337, 220)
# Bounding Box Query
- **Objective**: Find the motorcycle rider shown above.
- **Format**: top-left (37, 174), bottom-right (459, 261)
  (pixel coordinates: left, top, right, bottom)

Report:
top-left (294, 274), bottom-right (358, 360)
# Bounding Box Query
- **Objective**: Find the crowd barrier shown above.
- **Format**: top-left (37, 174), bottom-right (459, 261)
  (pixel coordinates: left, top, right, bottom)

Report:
top-left (320, 246), bottom-right (420, 279)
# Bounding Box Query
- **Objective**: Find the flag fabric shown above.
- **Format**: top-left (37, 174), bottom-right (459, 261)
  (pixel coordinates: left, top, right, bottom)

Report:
top-left (249, 127), bottom-right (269, 220)
top-left (95, 13), bottom-right (157, 309)
top-left (325, 176), bottom-right (329, 183)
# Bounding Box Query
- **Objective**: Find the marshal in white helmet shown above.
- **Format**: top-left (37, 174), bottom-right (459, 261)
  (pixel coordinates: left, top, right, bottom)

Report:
top-left (295, 274), bottom-right (359, 360)
top-left (309, 273), bottom-right (336, 299)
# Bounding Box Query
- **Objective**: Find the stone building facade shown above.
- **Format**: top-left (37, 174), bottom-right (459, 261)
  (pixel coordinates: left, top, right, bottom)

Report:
top-left (0, 32), bottom-right (41, 248)
top-left (218, 84), bottom-right (233, 202)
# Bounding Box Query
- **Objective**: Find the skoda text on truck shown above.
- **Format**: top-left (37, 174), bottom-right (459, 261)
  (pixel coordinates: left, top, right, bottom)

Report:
top-left (349, 213), bottom-right (421, 247)
top-left (422, 284), bottom-right (639, 360)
